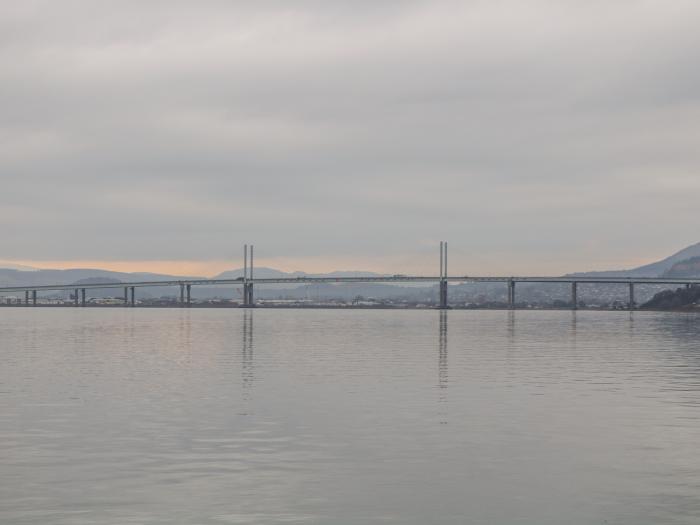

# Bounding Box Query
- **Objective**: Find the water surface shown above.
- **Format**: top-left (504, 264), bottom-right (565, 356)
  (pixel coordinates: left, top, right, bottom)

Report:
top-left (2, 309), bottom-right (700, 524)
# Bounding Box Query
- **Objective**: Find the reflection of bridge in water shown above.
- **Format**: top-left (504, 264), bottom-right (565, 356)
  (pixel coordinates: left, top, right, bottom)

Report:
top-left (2, 243), bottom-right (699, 309)
top-left (438, 311), bottom-right (448, 424)
top-left (235, 308), bottom-right (452, 424)
top-left (241, 310), bottom-right (254, 400)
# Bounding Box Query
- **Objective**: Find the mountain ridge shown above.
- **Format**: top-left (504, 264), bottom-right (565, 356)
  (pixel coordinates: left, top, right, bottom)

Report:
top-left (2, 241), bottom-right (700, 288)
top-left (568, 242), bottom-right (700, 278)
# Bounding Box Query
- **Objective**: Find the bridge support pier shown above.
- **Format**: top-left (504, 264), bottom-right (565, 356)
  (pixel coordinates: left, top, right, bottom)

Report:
top-left (74, 289), bottom-right (79, 307)
top-left (25, 290), bottom-right (29, 306)
top-left (124, 287), bottom-right (128, 306)
top-left (241, 244), bottom-right (255, 307)
top-left (629, 283), bottom-right (635, 310)
top-left (32, 290), bottom-right (36, 306)
top-left (439, 280), bottom-right (448, 309)
top-left (130, 287), bottom-right (135, 307)
top-left (438, 241), bottom-right (448, 309)
top-left (571, 282), bottom-right (578, 310)
top-left (179, 284), bottom-right (185, 306)
top-left (186, 284), bottom-right (191, 307)
top-left (81, 288), bottom-right (86, 307)
top-left (508, 280), bottom-right (515, 309)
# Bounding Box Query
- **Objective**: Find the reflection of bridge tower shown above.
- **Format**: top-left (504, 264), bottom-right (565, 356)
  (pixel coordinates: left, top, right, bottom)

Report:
top-left (178, 309), bottom-right (192, 352)
top-left (507, 310), bottom-right (515, 340)
top-left (241, 309), bottom-right (254, 400)
top-left (438, 310), bottom-right (448, 424)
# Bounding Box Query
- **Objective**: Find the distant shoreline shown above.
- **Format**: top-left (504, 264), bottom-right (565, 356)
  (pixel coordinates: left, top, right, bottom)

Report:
top-left (2, 304), bottom-right (699, 313)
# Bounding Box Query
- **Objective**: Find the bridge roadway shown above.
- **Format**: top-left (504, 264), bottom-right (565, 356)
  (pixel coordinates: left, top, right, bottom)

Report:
top-left (1, 275), bottom-right (700, 293)
top-left (1, 275), bottom-right (699, 309)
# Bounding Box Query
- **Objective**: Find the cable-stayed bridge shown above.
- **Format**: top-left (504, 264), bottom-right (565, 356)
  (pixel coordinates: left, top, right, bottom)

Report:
top-left (1, 243), bottom-right (698, 309)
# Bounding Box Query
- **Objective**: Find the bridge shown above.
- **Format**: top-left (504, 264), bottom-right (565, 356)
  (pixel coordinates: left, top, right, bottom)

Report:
top-left (1, 243), bottom-right (698, 309)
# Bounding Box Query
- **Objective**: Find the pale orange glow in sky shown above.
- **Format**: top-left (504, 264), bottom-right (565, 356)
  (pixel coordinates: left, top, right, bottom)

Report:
top-left (1, 260), bottom-right (239, 277)
top-left (0, 253), bottom-right (662, 278)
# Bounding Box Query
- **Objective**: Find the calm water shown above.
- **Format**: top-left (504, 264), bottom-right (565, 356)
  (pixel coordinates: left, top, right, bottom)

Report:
top-left (2, 309), bottom-right (700, 524)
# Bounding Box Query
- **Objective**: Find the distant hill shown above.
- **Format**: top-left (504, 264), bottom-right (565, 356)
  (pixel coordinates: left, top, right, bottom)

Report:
top-left (214, 267), bottom-right (304, 280)
top-left (642, 285), bottom-right (700, 310)
top-left (0, 262), bottom-right (38, 271)
top-left (0, 266), bottom-right (383, 290)
top-left (71, 277), bottom-right (125, 298)
top-left (662, 256), bottom-right (700, 278)
top-left (0, 268), bottom-right (202, 289)
top-left (570, 241), bottom-right (700, 278)
top-left (72, 277), bottom-right (123, 285)
top-left (213, 267), bottom-right (383, 280)
top-left (0, 266), bottom-right (390, 300)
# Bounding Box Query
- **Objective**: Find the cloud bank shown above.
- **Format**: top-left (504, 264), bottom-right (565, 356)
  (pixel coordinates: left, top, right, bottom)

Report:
top-left (2, 0), bottom-right (699, 274)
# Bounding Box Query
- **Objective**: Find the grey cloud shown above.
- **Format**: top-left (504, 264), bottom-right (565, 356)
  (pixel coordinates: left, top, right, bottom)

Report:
top-left (1, 0), bottom-right (699, 271)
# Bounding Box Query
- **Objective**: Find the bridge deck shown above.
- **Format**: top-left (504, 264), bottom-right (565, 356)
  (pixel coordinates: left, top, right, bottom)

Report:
top-left (1, 275), bottom-right (699, 293)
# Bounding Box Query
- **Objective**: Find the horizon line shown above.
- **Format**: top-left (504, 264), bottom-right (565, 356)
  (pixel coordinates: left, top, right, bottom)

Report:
top-left (0, 253), bottom-right (664, 279)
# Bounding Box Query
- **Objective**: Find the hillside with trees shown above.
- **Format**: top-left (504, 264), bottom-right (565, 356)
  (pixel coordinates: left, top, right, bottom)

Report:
top-left (642, 285), bottom-right (700, 310)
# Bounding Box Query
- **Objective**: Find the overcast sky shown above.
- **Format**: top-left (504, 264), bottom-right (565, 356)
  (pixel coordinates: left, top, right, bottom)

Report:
top-left (1, 0), bottom-right (699, 276)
